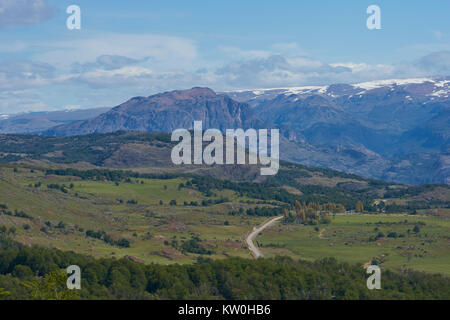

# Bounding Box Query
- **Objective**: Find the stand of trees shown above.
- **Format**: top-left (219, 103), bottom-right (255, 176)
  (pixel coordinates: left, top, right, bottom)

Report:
top-left (0, 235), bottom-right (449, 300)
top-left (228, 206), bottom-right (285, 217)
top-left (283, 201), bottom-right (343, 225)
top-left (85, 230), bottom-right (130, 248)
top-left (45, 168), bottom-right (180, 182)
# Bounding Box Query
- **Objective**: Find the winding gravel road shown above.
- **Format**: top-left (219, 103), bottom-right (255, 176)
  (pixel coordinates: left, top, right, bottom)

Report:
top-left (245, 216), bottom-right (283, 258)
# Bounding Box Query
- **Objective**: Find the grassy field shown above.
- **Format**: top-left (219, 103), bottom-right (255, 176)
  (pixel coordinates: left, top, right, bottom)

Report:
top-left (0, 167), bottom-right (267, 264)
top-left (1, 165), bottom-right (449, 276)
top-left (258, 214), bottom-right (450, 275)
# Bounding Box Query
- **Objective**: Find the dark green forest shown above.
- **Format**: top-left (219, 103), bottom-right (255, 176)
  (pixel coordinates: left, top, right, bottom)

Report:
top-left (0, 235), bottom-right (449, 300)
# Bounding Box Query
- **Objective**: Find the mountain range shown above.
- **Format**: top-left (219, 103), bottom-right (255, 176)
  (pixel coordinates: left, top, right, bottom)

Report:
top-left (2, 78), bottom-right (449, 185)
top-left (0, 107), bottom-right (110, 134)
top-left (229, 78), bottom-right (450, 184)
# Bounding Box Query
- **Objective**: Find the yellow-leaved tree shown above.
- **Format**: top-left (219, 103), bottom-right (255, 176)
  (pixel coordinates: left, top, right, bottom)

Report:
top-left (356, 201), bottom-right (364, 213)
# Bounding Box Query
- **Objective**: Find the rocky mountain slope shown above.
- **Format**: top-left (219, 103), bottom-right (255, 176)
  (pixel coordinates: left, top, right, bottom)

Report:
top-left (228, 78), bottom-right (450, 184)
top-left (44, 88), bottom-right (265, 136)
top-left (34, 79), bottom-right (450, 184)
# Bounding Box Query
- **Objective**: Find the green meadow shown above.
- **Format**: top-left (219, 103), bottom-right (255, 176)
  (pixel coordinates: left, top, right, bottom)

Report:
top-left (1, 166), bottom-right (449, 276)
top-left (0, 167), bottom-right (266, 264)
top-left (258, 214), bottom-right (450, 275)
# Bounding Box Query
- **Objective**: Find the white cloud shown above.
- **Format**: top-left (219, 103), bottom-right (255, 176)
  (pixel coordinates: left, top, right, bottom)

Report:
top-left (414, 51), bottom-right (450, 75)
top-left (0, 41), bottom-right (28, 53)
top-left (72, 55), bottom-right (150, 72)
top-left (0, 0), bottom-right (54, 28)
top-left (214, 54), bottom-right (352, 89)
top-left (433, 31), bottom-right (445, 40)
top-left (217, 42), bottom-right (305, 61)
top-left (0, 89), bottom-right (47, 113)
top-left (217, 46), bottom-right (272, 60)
top-left (35, 33), bottom-right (198, 70)
top-left (330, 62), bottom-right (369, 72)
top-left (270, 42), bottom-right (305, 56)
top-left (1, 38), bottom-right (450, 113)
top-left (0, 59), bottom-right (55, 91)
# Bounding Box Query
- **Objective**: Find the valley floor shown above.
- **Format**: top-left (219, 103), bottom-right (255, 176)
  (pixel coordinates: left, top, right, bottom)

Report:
top-left (258, 213), bottom-right (450, 275)
top-left (0, 165), bottom-right (449, 276)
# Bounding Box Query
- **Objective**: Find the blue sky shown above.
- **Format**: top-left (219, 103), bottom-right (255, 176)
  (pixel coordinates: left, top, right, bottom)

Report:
top-left (0, 0), bottom-right (449, 113)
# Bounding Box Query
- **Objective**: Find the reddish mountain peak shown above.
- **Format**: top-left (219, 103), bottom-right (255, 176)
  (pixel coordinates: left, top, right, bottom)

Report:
top-left (184, 87), bottom-right (217, 97)
top-left (150, 87), bottom-right (218, 101)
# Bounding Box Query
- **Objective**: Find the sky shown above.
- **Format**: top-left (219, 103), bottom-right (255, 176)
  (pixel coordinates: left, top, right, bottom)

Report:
top-left (0, 0), bottom-right (449, 113)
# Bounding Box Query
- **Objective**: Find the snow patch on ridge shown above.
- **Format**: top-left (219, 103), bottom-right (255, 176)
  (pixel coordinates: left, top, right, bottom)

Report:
top-left (353, 78), bottom-right (435, 90)
top-left (229, 77), bottom-right (450, 99)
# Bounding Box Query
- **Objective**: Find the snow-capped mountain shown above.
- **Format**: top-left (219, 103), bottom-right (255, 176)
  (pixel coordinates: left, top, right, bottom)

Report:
top-left (2, 78), bottom-right (448, 184)
top-left (227, 77), bottom-right (450, 184)
top-left (227, 77), bottom-right (450, 105)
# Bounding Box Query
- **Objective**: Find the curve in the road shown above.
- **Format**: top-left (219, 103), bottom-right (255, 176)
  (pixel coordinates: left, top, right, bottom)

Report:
top-left (245, 216), bottom-right (283, 259)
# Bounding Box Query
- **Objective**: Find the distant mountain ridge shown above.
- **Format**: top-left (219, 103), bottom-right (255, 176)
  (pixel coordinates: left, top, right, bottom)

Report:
top-left (0, 107), bottom-right (111, 134)
top-left (227, 77), bottom-right (450, 105)
top-left (31, 78), bottom-right (450, 184)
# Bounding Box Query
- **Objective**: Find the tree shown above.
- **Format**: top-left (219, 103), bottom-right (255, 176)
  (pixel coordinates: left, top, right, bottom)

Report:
top-left (413, 225), bottom-right (420, 233)
top-left (283, 209), bottom-right (289, 219)
top-left (328, 202), bottom-right (336, 213)
top-left (0, 288), bottom-right (10, 297)
top-left (294, 200), bottom-right (306, 222)
top-left (356, 201), bottom-right (364, 213)
top-left (22, 270), bottom-right (79, 300)
top-left (12, 265), bottom-right (34, 279)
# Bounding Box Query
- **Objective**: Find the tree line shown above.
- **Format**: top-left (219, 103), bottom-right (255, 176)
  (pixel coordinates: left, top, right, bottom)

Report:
top-left (0, 235), bottom-right (449, 300)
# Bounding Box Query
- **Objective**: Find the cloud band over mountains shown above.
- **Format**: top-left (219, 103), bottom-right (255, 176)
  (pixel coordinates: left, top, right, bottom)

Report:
top-left (1, 49), bottom-right (449, 113)
top-left (0, 1), bottom-right (448, 113)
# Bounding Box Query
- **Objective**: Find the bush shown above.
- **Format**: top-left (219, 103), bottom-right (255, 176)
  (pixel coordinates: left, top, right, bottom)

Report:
top-left (12, 265), bottom-right (33, 279)
top-left (387, 232), bottom-right (398, 238)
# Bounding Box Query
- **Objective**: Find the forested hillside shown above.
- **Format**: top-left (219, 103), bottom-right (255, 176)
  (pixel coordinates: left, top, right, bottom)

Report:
top-left (1, 235), bottom-right (449, 300)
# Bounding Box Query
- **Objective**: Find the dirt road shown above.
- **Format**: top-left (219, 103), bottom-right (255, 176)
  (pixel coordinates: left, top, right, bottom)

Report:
top-left (245, 216), bottom-right (283, 258)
